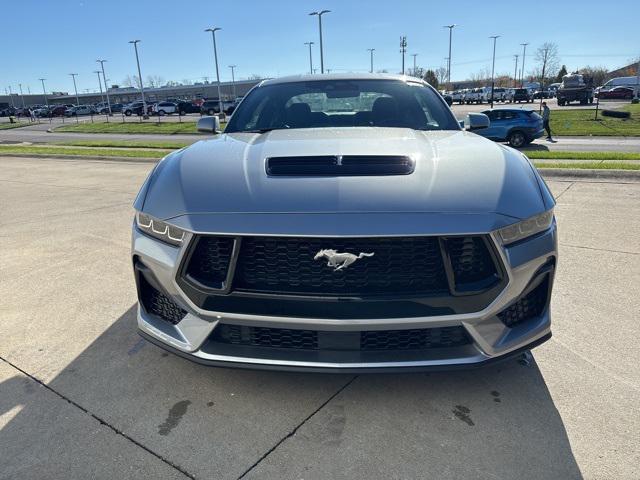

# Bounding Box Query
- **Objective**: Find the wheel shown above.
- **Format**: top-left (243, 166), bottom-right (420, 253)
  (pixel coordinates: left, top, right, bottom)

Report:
top-left (179, 110), bottom-right (185, 116)
top-left (158, 110), bottom-right (166, 116)
top-left (508, 130), bottom-right (526, 148)
top-left (125, 110), bottom-right (132, 116)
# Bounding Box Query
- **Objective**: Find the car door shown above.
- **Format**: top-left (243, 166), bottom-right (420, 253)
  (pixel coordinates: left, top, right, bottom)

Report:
top-left (479, 110), bottom-right (502, 140)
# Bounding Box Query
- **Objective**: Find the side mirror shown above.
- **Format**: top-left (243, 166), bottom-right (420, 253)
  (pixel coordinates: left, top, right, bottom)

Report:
top-left (465, 113), bottom-right (490, 130)
top-left (197, 115), bottom-right (221, 134)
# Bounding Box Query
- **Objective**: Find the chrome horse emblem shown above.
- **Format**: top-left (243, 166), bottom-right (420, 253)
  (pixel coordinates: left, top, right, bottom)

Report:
top-left (314, 249), bottom-right (375, 271)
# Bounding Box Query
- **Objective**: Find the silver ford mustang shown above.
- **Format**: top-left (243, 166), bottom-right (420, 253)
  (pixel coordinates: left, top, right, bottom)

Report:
top-left (132, 74), bottom-right (557, 372)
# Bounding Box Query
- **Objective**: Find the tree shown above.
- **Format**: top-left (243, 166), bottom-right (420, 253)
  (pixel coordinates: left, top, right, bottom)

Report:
top-left (555, 65), bottom-right (568, 83)
top-left (248, 74), bottom-right (262, 80)
top-left (535, 42), bottom-right (560, 88)
top-left (146, 75), bottom-right (165, 88)
top-left (422, 69), bottom-right (439, 89)
top-left (579, 66), bottom-right (608, 87)
top-left (435, 66), bottom-right (448, 85)
top-left (123, 74), bottom-right (141, 89)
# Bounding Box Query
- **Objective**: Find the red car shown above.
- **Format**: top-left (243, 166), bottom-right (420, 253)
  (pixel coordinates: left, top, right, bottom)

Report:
top-left (597, 86), bottom-right (634, 100)
top-left (49, 105), bottom-right (69, 117)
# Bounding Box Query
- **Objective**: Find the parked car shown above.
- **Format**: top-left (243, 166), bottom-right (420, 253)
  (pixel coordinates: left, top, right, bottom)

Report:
top-left (176, 101), bottom-right (201, 115)
top-left (0, 106), bottom-right (16, 116)
top-left (449, 90), bottom-right (464, 104)
top-left (49, 105), bottom-right (69, 116)
top-left (474, 108), bottom-right (544, 148)
top-left (507, 88), bottom-right (532, 103)
top-left (123, 101), bottom-right (153, 116)
top-left (532, 90), bottom-right (553, 99)
top-left (33, 106), bottom-right (50, 117)
top-left (154, 101), bottom-right (178, 115)
top-left (65, 105), bottom-right (95, 116)
top-left (596, 86), bottom-right (634, 100)
top-left (491, 87), bottom-right (506, 102)
top-left (132, 73), bottom-right (557, 372)
top-left (96, 103), bottom-right (123, 114)
top-left (200, 100), bottom-right (221, 115)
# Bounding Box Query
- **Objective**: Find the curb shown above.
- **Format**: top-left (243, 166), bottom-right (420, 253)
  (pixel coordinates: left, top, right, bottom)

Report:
top-left (538, 168), bottom-right (640, 181)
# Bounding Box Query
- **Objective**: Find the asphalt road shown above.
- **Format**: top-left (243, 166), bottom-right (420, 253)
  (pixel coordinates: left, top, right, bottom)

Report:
top-left (0, 155), bottom-right (638, 479)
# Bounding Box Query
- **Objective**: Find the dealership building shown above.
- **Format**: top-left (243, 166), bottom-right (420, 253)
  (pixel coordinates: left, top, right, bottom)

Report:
top-left (0, 78), bottom-right (263, 108)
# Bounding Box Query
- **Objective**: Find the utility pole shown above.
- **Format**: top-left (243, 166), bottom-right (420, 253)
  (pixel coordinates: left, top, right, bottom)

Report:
top-left (18, 83), bottom-right (25, 108)
top-left (411, 53), bottom-right (418, 76)
top-left (367, 48), bottom-right (375, 73)
top-left (489, 35), bottom-right (500, 108)
top-left (538, 47), bottom-right (550, 114)
top-left (635, 56), bottom-right (640, 99)
top-left (443, 24), bottom-right (457, 87)
top-left (228, 65), bottom-right (237, 99)
top-left (513, 55), bottom-right (519, 88)
top-left (520, 43), bottom-right (529, 87)
top-left (97, 59), bottom-right (112, 114)
top-left (309, 10), bottom-right (330, 74)
top-left (39, 78), bottom-right (48, 107)
top-left (8, 86), bottom-right (14, 108)
top-left (304, 42), bottom-right (315, 74)
top-left (94, 71), bottom-right (104, 104)
top-left (400, 36), bottom-right (407, 74)
top-left (128, 40), bottom-right (148, 118)
top-left (204, 28), bottom-right (224, 116)
top-left (69, 74), bottom-right (80, 105)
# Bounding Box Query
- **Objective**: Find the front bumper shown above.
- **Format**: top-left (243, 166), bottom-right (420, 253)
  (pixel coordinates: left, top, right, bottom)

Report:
top-left (132, 223), bottom-right (557, 372)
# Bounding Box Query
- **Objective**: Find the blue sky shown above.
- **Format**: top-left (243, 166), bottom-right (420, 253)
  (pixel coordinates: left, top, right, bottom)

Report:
top-left (1, 0), bottom-right (638, 94)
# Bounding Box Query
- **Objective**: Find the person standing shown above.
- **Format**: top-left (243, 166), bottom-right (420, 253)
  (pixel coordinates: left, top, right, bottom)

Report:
top-left (542, 101), bottom-right (553, 141)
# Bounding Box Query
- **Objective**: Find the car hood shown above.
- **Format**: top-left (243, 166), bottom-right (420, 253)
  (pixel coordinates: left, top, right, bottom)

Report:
top-left (141, 127), bottom-right (546, 226)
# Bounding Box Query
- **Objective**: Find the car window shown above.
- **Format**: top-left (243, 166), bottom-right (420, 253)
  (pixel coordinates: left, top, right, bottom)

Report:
top-left (226, 79), bottom-right (460, 132)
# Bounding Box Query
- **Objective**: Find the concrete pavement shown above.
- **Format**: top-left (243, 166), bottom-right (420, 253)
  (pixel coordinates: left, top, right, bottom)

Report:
top-left (0, 155), bottom-right (638, 479)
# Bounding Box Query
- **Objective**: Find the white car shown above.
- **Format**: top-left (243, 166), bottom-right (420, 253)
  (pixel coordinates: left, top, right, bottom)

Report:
top-left (450, 90), bottom-right (464, 104)
top-left (154, 102), bottom-right (178, 115)
top-left (64, 105), bottom-right (95, 116)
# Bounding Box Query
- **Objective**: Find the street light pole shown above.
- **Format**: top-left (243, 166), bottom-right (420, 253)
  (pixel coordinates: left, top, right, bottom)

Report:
top-left (18, 83), bottom-right (26, 108)
top-left (400, 36), bottom-right (407, 74)
top-left (304, 42), bottom-right (315, 74)
top-left (443, 24), bottom-right (457, 87)
top-left (309, 10), bottom-right (330, 74)
top-left (69, 73), bottom-right (80, 105)
top-left (128, 40), bottom-right (148, 118)
top-left (228, 65), bottom-right (237, 99)
top-left (39, 78), bottom-right (48, 107)
top-left (367, 48), bottom-right (375, 73)
top-left (205, 27), bottom-right (224, 116)
top-left (94, 71), bottom-right (104, 104)
top-left (97, 59), bottom-right (112, 115)
top-left (489, 35), bottom-right (500, 108)
top-left (520, 43), bottom-right (529, 87)
top-left (8, 86), bottom-right (14, 108)
top-left (412, 53), bottom-right (418, 76)
top-left (513, 55), bottom-right (519, 88)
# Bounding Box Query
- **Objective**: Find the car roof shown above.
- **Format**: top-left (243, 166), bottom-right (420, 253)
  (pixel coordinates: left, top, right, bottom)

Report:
top-left (482, 108), bottom-right (532, 114)
top-left (260, 72), bottom-right (429, 87)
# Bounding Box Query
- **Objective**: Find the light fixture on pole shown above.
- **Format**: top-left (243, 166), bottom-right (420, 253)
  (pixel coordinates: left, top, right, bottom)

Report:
top-left (205, 27), bottom-right (224, 116)
top-left (68, 73), bottom-right (80, 106)
top-left (520, 43), bottom-right (529, 87)
top-left (489, 35), bottom-right (500, 108)
top-left (513, 55), bottom-right (519, 88)
top-left (97, 59), bottom-right (112, 115)
top-left (228, 65), bottom-right (237, 99)
top-left (304, 42), bottom-right (315, 74)
top-left (39, 78), bottom-right (48, 107)
top-left (443, 24), bottom-right (457, 87)
top-left (367, 48), bottom-right (375, 73)
top-left (309, 10), bottom-right (330, 74)
top-left (400, 36), bottom-right (407, 74)
top-left (128, 40), bottom-right (148, 118)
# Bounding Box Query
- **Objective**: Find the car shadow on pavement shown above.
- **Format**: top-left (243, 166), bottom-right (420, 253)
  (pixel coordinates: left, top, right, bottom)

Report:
top-left (0, 305), bottom-right (583, 480)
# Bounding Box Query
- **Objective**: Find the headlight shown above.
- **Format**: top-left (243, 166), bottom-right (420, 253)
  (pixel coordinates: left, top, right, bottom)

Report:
top-left (498, 209), bottom-right (554, 245)
top-left (135, 212), bottom-right (185, 246)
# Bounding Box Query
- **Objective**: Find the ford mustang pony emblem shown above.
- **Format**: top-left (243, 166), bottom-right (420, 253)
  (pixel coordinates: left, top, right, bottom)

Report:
top-left (314, 249), bottom-right (375, 271)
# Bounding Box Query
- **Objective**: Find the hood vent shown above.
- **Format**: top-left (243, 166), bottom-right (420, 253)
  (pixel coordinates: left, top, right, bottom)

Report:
top-left (266, 155), bottom-right (415, 177)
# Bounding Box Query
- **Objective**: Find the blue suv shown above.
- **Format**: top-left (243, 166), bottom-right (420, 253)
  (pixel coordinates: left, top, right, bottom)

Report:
top-left (475, 109), bottom-right (544, 148)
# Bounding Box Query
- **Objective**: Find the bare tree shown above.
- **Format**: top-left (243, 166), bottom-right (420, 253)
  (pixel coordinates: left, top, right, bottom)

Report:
top-left (146, 75), bottom-right (165, 88)
top-left (468, 67), bottom-right (491, 86)
top-left (247, 74), bottom-right (262, 80)
top-left (123, 74), bottom-right (141, 89)
top-left (181, 79), bottom-right (194, 86)
top-left (535, 42), bottom-right (560, 88)
top-left (435, 66), bottom-right (448, 86)
top-left (579, 66), bottom-right (608, 87)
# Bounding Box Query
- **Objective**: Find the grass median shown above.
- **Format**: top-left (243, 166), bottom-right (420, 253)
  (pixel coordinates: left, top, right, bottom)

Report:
top-left (533, 161), bottom-right (640, 170)
top-left (54, 139), bottom-right (192, 149)
top-left (524, 150), bottom-right (640, 160)
top-left (0, 145), bottom-right (171, 159)
top-left (550, 104), bottom-right (640, 136)
top-left (0, 122), bottom-right (32, 130)
top-left (54, 120), bottom-right (226, 135)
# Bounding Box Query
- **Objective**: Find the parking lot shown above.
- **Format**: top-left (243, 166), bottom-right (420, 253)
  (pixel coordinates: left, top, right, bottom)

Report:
top-left (0, 155), bottom-right (638, 479)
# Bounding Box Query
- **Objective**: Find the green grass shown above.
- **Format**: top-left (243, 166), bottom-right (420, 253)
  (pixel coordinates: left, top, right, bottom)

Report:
top-left (0, 145), bottom-right (171, 158)
top-left (0, 122), bottom-right (31, 130)
top-left (54, 121), bottom-right (208, 135)
top-left (54, 139), bottom-right (191, 149)
top-left (533, 161), bottom-right (640, 170)
top-left (525, 150), bottom-right (640, 160)
top-left (550, 104), bottom-right (640, 136)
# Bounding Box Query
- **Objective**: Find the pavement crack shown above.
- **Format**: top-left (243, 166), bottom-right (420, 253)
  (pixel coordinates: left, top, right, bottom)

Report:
top-left (554, 181), bottom-right (575, 201)
top-left (0, 355), bottom-right (195, 480)
top-left (236, 375), bottom-right (359, 479)
top-left (559, 243), bottom-right (639, 256)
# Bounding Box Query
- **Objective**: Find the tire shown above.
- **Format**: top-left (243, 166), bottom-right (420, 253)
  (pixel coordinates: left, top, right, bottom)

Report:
top-left (179, 110), bottom-right (185, 116)
top-left (208, 109), bottom-right (215, 115)
top-left (508, 130), bottom-right (526, 149)
top-left (125, 110), bottom-right (132, 116)
top-left (158, 110), bottom-right (166, 116)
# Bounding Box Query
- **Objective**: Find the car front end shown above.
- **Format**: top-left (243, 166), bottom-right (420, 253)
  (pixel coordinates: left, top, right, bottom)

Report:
top-left (131, 74), bottom-right (557, 372)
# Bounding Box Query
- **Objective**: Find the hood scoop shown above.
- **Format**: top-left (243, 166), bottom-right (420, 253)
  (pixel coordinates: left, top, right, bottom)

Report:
top-left (266, 155), bottom-right (415, 177)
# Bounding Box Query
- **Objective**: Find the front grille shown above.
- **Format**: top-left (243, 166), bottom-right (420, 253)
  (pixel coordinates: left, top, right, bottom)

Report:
top-left (184, 236), bottom-right (234, 288)
top-left (361, 327), bottom-right (470, 350)
top-left (498, 276), bottom-right (549, 327)
top-left (212, 324), bottom-right (471, 351)
top-left (233, 236), bottom-right (449, 296)
top-left (446, 236), bottom-right (498, 287)
top-left (139, 276), bottom-right (187, 325)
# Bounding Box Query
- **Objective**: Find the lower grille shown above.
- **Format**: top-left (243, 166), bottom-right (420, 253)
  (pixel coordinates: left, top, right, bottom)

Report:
top-left (498, 276), bottom-right (549, 327)
top-left (139, 275), bottom-right (187, 325)
top-left (212, 324), bottom-right (471, 351)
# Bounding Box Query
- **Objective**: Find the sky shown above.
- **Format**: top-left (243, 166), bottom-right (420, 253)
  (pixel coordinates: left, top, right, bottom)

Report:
top-left (1, 0), bottom-right (638, 95)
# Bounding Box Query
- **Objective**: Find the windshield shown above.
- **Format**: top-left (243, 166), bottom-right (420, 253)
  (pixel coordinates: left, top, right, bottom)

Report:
top-left (225, 79), bottom-right (460, 133)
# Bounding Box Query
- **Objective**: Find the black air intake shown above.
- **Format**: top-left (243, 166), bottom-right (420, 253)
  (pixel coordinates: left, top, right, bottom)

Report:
top-left (266, 155), bottom-right (415, 176)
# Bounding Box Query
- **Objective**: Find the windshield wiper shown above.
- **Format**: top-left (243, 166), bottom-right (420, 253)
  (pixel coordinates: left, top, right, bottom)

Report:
top-left (240, 127), bottom-right (287, 134)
